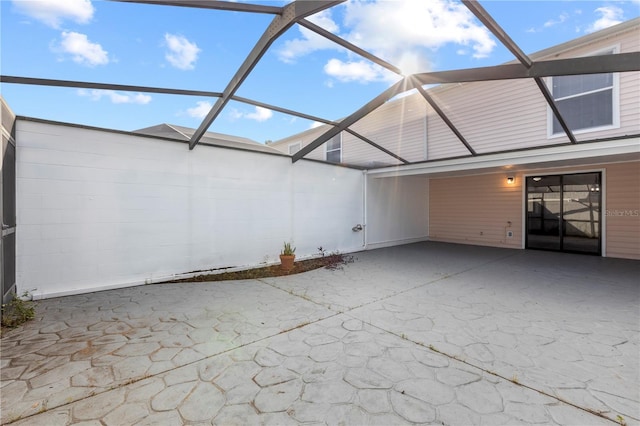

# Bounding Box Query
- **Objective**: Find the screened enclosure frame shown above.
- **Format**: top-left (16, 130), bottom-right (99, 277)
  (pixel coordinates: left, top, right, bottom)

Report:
top-left (1, 0), bottom-right (639, 169)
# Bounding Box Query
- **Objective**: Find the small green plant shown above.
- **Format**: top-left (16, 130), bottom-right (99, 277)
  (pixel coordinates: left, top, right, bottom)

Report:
top-left (1, 292), bottom-right (36, 328)
top-left (281, 242), bottom-right (296, 256)
top-left (617, 415), bottom-right (627, 426)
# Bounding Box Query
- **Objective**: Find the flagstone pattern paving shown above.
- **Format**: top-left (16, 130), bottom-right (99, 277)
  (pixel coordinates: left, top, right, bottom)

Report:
top-left (1, 242), bottom-right (638, 425)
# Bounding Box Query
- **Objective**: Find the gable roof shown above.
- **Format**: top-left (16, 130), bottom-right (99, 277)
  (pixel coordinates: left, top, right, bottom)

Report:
top-left (134, 123), bottom-right (281, 155)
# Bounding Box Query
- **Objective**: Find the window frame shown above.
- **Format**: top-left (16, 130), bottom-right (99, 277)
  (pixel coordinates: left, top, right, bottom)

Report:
top-left (547, 45), bottom-right (620, 139)
top-left (325, 133), bottom-right (342, 163)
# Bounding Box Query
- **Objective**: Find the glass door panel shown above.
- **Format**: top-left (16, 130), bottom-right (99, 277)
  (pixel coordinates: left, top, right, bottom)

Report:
top-left (526, 173), bottom-right (601, 254)
top-left (527, 175), bottom-right (561, 250)
top-left (562, 173), bottom-right (600, 254)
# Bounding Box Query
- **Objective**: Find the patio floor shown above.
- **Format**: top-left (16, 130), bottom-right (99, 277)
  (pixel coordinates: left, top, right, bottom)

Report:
top-left (1, 242), bottom-right (638, 425)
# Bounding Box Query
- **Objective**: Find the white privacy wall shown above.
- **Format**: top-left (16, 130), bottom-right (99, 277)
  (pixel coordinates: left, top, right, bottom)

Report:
top-left (16, 120), bottom-right (364, 299)
top-left (365, 175), bottom-right (429, 249)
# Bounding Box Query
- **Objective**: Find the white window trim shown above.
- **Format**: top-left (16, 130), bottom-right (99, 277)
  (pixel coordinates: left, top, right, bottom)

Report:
top-left (547, 44), bottom-right (620, 139)
top-left (288, 141), bottom-right (301, 155)
top-left (325, 133), bottom-right (342, 163)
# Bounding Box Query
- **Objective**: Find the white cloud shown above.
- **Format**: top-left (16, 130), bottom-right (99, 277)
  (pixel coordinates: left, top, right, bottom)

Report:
top-left (544, 12), bottom-right (569, 28)
top-left (187, 101), bottom-right (212, 118)
top-left (343, 0), bottom-right (495, 64)
top-left (324, 58), bottom-right (395, 83)
top-left (78, 89), bottom-right (151, 104)
top-left (278, 0), bottom-right (495, 83)
top-left (309, 121), bottom-right (324, 129)
top-left (164, 33), bottom-right (200, 70)
top-left (585, 6), bottom-right (624, 33)
top-left (245, 106), bottom-right (273, 122)
top-left (228, 106), bottom-right (273, 122)
top-left (54, 31), bottom-right (109, 66)
top-left (12, 0), bottom-right (94, 28)
top-left (277, 9), bottom-right (341, 63)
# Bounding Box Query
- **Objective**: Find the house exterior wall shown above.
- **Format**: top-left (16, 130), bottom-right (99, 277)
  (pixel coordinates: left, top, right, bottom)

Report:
top-left (347, 95), bottom-right (427, 165)
top-left (429, 173), bottom-right (523, 249)
top-left (428, 161), bottom-right (640, 260)
top-left (275, 126), bottom-right (326, 162)
top-left (271, 21), bottom-right (638, 166)
top-left (427, 24), bottom-right (639, 160)
top-left (366, 175), bottom-right (429, 249)
top-left (16, 119), bottom-right (365, 299)
top-left (604, 161), bottom-right (640, 259)
top-left (271, 95), bottom-right (427, 166)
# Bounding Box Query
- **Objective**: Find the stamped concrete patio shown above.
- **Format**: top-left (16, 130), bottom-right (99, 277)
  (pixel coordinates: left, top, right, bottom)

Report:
top-left (1, 242), bottom-right (638, 425)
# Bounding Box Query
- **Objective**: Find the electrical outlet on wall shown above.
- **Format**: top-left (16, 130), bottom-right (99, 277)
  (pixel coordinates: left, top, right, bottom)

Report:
top-left (506, 230), bottom-right (514, 238)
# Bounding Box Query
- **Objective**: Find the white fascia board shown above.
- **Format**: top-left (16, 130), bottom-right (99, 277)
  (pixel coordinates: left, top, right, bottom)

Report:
top-left (368, 138), bottom-right (640, 178)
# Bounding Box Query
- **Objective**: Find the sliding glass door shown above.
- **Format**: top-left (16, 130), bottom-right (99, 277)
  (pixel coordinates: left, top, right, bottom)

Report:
top-left (526, 172), bottom-right (601, 255)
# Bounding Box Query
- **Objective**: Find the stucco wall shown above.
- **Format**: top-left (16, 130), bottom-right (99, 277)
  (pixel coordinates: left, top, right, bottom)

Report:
top-left (16, 119), bottom-right (365, 299)
top-left (366, 175), bottom-right (429, 249)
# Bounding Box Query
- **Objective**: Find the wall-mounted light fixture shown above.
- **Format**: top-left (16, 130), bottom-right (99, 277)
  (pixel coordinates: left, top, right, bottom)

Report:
top-left (506, 176), bottom-right (515, 185)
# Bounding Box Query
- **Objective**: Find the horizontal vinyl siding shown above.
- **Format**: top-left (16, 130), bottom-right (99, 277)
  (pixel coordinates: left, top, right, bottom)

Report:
top-left (605, 161), bottom-right (640, 259)
top-left (427, 24), bottom-right (639, 159)
top-left (619, 71), bottom-right (640, 135)
top-left (426, 104), bottom-right (471, 160)
top-left (428, 162), bottom-right (640, 259)
top-left (272, 24), bottom-right (638, 166)
top-left (270, 127), bottom-right (326, 161)
top-left (544, 28), bottom-right (640, 142)
top-left (429, 173), bottom-right (522, 248)
top-left (519, 162), bottom-right (638, 259)
top-left (349, 96), bottom-right (426, 163)
top-left (430, 79), bottom-right (551, 156)
top-left (271, 96), bottom-right (427, 166)
top-left (341, 133), bottom-right (402, 166)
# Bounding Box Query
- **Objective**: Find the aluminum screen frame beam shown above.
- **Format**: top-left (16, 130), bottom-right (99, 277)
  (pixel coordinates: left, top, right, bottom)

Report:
top-left (462, 0), bottom-right (532, 67)
top-left (111, 0), bottom-right (282, 15)
top-left (188, 0), bottom-right (345, 149)
top-left (0, 76), bottom-right (224, 98)
top-left (298, 19), bottom-right (402, 76)
top-left (344, 129), bottom-right (410, 164)
top-left (232, 96), bottom-right (409, 163)
top-left (292, 77), bottom-right (414, 163)
top-left (1, 73), bottom-right (412, 164)
top-left (411, 77), bottom-right (476, 156)
top-left (462, 0), bottom-right (576, 143)
top-left (412, 53), bottom-right (639, 85)
top-left (231, 95), bottom-right (335, 126)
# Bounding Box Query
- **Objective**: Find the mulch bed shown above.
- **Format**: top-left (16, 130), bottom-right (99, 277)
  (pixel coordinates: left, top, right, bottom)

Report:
top-left (170, 253), bottom-right (355, 283)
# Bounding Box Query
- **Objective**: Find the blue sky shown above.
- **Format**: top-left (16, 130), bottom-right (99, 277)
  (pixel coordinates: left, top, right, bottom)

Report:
top-left (1, 0), bottom-right (638, 143)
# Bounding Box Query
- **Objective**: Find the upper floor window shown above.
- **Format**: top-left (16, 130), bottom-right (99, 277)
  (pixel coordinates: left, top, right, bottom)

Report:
top-left (288, 142), bottom-right (301, 155)
top-left (550, 47), bottom-right (618, 136)
top-left (326, 133), bottom-right (342, 163)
